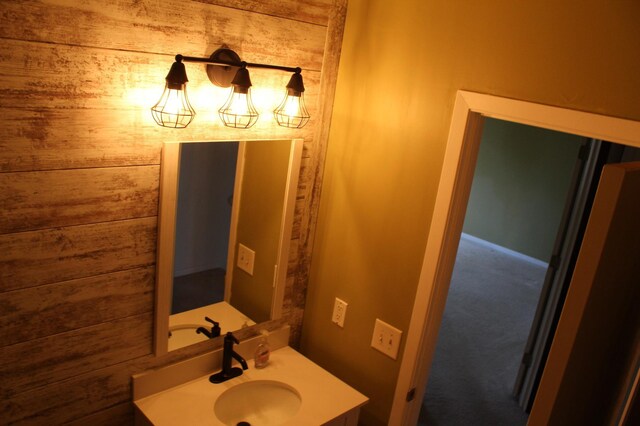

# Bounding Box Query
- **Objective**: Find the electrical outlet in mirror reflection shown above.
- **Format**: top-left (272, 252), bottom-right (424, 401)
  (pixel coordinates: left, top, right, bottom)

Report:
top-left (237, 243), bottom-right (255, 275)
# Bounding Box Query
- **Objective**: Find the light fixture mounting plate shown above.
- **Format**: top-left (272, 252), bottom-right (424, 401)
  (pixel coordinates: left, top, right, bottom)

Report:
top-left (206, 48), bottom-right (241, 87)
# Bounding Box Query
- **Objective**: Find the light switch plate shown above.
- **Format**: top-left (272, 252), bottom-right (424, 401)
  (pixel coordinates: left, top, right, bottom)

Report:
top-left (237, 243), bottom-right (255, 275)
top-left (371, 318), bottom-right (402, 360)
top-left (331, 297), bottom-right (348, 328)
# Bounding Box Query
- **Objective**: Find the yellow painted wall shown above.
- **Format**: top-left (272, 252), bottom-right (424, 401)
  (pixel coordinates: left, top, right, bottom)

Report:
top-left (232, 140), bottom-right (290, 323)
top-left (300, 0), bottom-right (640, 424)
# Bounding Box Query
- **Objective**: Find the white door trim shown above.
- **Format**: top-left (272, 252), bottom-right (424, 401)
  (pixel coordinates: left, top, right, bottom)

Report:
top-left (389, 90), bottom-right (640, 425)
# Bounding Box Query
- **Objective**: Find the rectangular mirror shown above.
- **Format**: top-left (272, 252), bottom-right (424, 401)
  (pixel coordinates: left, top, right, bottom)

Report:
top-left (155, 139), bottom-right (303, 354)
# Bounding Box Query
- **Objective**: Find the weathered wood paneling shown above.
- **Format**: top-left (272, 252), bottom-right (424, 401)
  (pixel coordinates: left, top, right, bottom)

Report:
top-left (0, 217), bottom-right (157, 292)
top-left (0, 38), bottom-right (322, 110)
top-left (0, 266), bottom-right (154, 346)
top-left (0, 312), bottom-right (153, 398)
top-left (194, 0), bottom-right (334, 25)
top-left (0, 0), bottom-right (326, 70)
top-left (0, 108), bottom-right (163, 172)
top-left (0, 40), bottom-right (293, 107)
top-left (0, 39), bottom-right (319, 173)
top-left (0, 0), bottom-right (347, 423)
top-left (0, 39), bottom-right (320, 117)
top-left (1, 356), bottom-right (150, 424)
top-left (0, 166), bottom-right (159, 234)
top-left (0, 107), bottom-right (315, 173)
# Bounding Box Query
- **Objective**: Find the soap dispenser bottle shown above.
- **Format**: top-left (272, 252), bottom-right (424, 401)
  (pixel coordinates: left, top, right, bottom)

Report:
top-left (254, 329), bottom-right (270, 369)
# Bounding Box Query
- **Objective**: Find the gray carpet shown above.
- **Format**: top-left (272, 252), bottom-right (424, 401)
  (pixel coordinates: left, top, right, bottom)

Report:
top-left (418, 235), bottom-right (547, 425)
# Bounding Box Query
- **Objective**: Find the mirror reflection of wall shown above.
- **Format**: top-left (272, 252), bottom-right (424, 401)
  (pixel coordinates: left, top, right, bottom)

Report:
top-left (172, 142), bottom-right (238, 314)
top-left (229, 140), bottom-right (291, 323)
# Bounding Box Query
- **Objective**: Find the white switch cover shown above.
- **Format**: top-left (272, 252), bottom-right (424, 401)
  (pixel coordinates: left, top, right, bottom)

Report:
top-left (371, 318), bottom-right (403, 360)
top-left (331, 297), bottom-right (348, 328)
top-left (237, 243), bottom-right (255, 275)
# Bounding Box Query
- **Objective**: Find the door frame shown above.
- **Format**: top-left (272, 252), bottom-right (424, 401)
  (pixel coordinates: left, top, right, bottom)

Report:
top-left (389, 90), bottom-right (640, 425)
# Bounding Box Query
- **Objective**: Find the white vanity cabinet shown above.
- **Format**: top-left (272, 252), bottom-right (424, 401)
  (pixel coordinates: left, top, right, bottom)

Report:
top-left (133, 329), bottom-right (368, 426)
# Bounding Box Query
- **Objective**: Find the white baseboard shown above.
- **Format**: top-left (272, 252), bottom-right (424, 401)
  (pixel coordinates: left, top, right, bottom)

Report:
top-left (461, 233), bottom-right (549, 268)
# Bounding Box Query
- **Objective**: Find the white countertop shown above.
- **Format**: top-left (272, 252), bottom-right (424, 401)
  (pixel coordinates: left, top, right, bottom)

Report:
top-left (134, 346), bottom-right (368, 425)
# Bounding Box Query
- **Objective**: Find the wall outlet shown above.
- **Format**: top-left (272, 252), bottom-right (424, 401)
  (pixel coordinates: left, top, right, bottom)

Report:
top-left (371, 318), bottom-right (403, 360)
top-left (331, 297), bottom-right (348, 328)
top-left (237, 243), bottom-right (255, 275)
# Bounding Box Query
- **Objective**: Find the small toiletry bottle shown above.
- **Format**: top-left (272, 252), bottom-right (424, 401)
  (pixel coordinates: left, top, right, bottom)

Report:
top-left (254, 329), bottom-right (270, 369)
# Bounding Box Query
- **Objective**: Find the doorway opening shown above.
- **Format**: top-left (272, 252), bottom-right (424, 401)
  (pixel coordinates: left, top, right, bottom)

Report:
top-left (389, 91), bottom-right (640, 425)
top-left (418, 117), bottom-right (585, 425)
top-left (414, 117), bottom-right (640, 424)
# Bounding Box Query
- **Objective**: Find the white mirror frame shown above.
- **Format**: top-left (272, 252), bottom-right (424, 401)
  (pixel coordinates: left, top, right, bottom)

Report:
top-left (154, 138), bottom-right (303, 355)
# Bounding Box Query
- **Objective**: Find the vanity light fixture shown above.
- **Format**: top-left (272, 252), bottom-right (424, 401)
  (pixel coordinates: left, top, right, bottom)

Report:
top-left (218, 64), bottom-right (259, 129)
top-left (151, 55), bottom-right (196, 128)
top-left (274, 69), bottom-right (310, 129)
top-left (152, 48), bottom-right (309, 129)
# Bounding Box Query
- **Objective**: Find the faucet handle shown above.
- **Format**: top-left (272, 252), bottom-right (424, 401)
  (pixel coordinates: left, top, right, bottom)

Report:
top-left (225, 331), bottom-right (239, 345)
top-left (204, 317), bottom-right (221, 337)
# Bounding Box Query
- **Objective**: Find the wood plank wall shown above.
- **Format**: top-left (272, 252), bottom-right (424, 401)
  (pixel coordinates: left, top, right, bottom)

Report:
top-left (0, 0), bottom-right (347, 423)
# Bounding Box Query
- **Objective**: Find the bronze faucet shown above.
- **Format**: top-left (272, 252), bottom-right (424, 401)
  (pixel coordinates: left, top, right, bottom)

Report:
top-left (210, 332), bottom-right (248, 384)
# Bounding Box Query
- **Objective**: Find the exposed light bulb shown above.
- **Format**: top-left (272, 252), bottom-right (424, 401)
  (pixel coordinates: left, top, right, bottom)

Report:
top-left (151, 55), bottom-right (195, 128)
top-left (283, 95), bottom-right (301, 117)
top-left (228, 92), bottom-right (251, 116)
top-left (218, 67), bottom-right (259, 129)
top-left (151, 84), bottom-right (195, 128)
top-left (274, 71), bottom-right (310, 129)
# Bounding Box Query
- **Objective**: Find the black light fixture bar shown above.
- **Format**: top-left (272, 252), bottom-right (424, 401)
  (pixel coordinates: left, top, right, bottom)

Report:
top-left (179, 54), bottom-right (300, 74)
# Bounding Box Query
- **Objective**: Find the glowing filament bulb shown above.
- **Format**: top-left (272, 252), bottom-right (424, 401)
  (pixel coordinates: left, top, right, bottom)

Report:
top-left (229, 92), bottom-right (250, 116)
top-left (274, 70), bottom-right (310, 129)
top-left (218, 67), bottom-right (259, 129)
top-left (283, 95), bottom-right (301, 117)
top-left (151, 85), bottom-right (195, 128)
top-left (151, 55), bottom-right (195, 128)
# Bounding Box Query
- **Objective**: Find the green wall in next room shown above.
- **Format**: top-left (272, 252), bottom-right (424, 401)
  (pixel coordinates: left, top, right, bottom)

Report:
top-left (462, 118), bottom-right (585, 262)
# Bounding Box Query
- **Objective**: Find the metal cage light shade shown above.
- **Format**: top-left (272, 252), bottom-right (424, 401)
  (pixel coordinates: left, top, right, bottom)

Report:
top-left (151, 56), bottom-right (196, 128)
top-left (274, 70), bottom-right (310, 129)
top-left (218, 66), bottom-right (259, 129)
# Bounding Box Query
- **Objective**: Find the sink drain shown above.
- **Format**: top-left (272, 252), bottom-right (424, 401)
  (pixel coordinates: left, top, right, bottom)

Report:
top-left (236, 422), bottom-right (251, 426)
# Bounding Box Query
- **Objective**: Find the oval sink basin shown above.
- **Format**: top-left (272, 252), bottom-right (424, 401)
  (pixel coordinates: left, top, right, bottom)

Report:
top-left (214, 380), bottom-right (301, 426)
